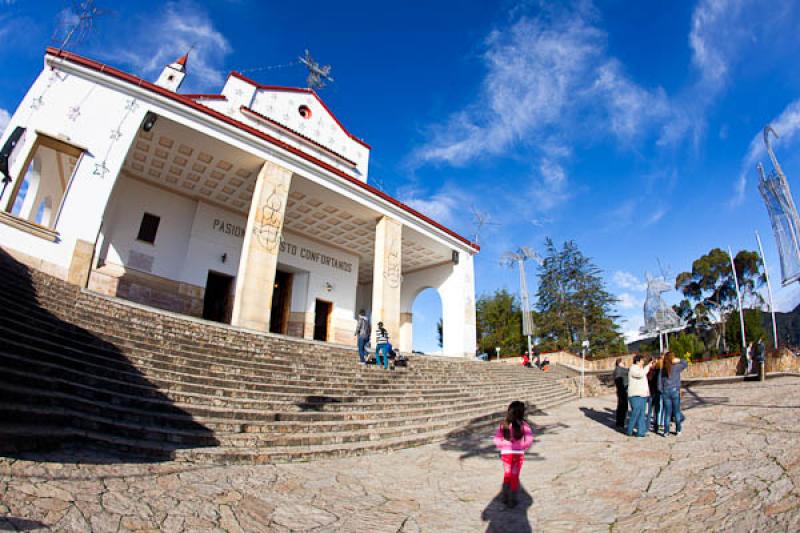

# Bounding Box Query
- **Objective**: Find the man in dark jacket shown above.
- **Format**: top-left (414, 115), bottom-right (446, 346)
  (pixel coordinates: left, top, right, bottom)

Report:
top-left (755, 337), bottom-right (766, 381)
top-left (354, 310), bottom-right (370, 364)
top-left (613, 358), bottom-right (629, 429)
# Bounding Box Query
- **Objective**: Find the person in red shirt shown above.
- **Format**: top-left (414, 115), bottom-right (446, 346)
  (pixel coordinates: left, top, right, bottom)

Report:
top-left (493, 401), bottom-right (534, 507)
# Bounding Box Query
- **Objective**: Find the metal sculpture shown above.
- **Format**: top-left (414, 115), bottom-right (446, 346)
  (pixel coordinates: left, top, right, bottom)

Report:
top-left (757, 125), bottom-right (800, 286)
top-left (641, 273), bottom-right (682, 334)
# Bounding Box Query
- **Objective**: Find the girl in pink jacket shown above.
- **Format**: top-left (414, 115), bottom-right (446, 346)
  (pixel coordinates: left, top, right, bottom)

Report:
top-left (493, 400), bottom-right (534, 507)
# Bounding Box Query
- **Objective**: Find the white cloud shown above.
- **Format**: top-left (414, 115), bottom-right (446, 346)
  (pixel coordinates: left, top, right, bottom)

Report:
top-left (95, 1), bottom-right (231, 92)
top-left (414, 3), bottom-right (669, 167)
top-left (732, 98), bottom-right (800, 206)
top-left (530, 158), bottom-right (571, 211)
top-left (0, 108), bottom-right (10, 137)
top-left (621, 312), bottom-right (645, 344)
top-left (617, 292), bottom-right (642, 310)
top-left (613, 271), bottom-right (646, 292)
top-left (645, 207), bottom-right (667, 226)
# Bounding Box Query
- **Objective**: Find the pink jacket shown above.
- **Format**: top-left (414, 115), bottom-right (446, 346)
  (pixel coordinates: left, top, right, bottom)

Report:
top-left (494, 422), bottom-right (533, 455)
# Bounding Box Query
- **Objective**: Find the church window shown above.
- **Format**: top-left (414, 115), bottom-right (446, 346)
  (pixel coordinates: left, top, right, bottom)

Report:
top-left (298, 105), bottom-right (312, 119)
top-left (137, 212), bottom-right (161, 244)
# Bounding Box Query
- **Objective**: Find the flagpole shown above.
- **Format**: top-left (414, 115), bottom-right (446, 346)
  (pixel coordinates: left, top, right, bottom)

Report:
top-left (755, 230), bottom-right (779, 348)
top-left (728, 247), bottom-right (747, 352)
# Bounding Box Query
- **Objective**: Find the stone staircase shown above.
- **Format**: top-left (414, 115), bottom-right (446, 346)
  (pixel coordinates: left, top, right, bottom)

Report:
top-left (0, 248), bottom-right (576, 464)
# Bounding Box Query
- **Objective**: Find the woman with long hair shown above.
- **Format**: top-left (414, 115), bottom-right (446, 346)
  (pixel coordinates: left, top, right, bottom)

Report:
top-left (493, 401), bottom-right (534, 507)
top-left (659, 352), bottom-right (688, 436)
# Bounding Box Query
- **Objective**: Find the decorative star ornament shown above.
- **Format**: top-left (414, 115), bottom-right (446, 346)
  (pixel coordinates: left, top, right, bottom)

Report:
top-left (30, 96), bottom-right (44, 110)
top-left (124, 98), bottom-right (139, 112)
top-left (93, 161), bottom-right (109, 177)
top-left (67, 106), bottom-right (81, 121)
top-left (109, 128), bottom-right (123, 141)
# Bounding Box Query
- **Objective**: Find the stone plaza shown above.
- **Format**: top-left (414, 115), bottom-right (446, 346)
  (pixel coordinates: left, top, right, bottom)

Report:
top-left (3, 376), bottom-right (799, 532)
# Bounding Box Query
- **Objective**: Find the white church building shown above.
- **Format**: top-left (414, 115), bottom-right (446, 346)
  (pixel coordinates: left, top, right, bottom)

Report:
top-left (0, 48), bottom-right (479, 357)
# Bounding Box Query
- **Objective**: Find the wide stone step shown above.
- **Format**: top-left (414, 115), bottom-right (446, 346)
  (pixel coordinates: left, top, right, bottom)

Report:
top-left (0, 389), bottom-right (575, 460)
top-left (0, 251), bottom-right (578, 463)
top-left (1, 371), bottom-right (570, 427)
top-left (0, 325), bottom-right (555, 395)
top-left (0, 354), bottom-right (562, 417)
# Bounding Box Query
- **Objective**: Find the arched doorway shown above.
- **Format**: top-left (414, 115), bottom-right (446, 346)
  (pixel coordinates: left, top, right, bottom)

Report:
top-left (406, 287), bottom-right (443, 355)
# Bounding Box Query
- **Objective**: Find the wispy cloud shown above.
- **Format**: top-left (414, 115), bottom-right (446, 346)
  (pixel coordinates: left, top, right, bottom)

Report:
top-left (92, 1), bottom-right (232, 92)
top-left (617, 292), bottom-right (642, 310)
top-left (732, 98), bottom-right (800, 206)
top-left (0, 108), bottom-right (10, 136)
top-left (613, 270), bottom-right (646, 292)
top-left (413, 2), bottom-right (670, 167)
top-left (645, 207), bottom-right (667, 226)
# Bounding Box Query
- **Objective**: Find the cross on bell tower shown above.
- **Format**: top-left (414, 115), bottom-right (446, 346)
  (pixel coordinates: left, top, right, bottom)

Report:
top-left (155, 52), bottom-right (189, 92)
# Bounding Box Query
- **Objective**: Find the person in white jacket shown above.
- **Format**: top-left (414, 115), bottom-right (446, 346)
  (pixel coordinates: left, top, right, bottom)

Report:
top-left (626, 354), bottom-right (652, 437)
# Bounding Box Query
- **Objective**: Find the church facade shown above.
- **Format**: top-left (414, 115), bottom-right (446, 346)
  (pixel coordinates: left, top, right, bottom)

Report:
top-left (0, 48), bottom-right (479, 357)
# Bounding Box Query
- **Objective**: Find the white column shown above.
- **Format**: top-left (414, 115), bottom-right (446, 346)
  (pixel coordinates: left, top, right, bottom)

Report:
top-left (371, 216), bottom-right (402, 345)
top-left (440, 252), bottom-right (477, 357)
top-left (231, 160), bottom-right (292, 331)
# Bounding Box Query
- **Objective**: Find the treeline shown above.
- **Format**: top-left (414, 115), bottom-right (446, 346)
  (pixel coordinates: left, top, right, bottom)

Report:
top-left (640, 247), bottom-right (770, 357)
top-left (476, 238), bottom-right (626, 357)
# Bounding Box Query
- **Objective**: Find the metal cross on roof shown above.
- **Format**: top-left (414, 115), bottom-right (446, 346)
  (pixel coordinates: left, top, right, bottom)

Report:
top-left (55, 0), bottom-right (108, 51)
top-left (299, 49), bottom-right (334, 90)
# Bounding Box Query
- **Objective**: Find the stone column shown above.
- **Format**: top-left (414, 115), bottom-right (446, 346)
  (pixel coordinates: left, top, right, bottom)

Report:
top-left (399, 312), bottom-right (413, 353)
top-left (371, 217), bottom-right (402, 345)
top-left (231, 160), bottom-right (292, 331)
top-left (67, 239), bottom-right (95, 287)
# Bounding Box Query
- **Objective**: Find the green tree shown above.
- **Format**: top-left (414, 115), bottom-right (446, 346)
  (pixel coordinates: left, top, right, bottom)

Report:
top-left (535, 238), bottom-right (624, 354)
top-left (675, 248), bottom-right (765, 353)
top-left (436, 317), bottom-right (443, 348)
top-left (724, 309), bottom-right (769, 353)
top-left (476, 289), bottom-right (525, 355)
top-left (669, 332), bottom-right (705, 360)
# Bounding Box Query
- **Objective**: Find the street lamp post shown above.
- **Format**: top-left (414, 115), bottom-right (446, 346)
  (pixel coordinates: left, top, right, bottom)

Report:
top-left (501, 247), bottom-right (542, 363)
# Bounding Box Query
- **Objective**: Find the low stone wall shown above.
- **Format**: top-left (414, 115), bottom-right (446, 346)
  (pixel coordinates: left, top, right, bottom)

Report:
top-left (546, 351), bottom-right (635, 371)
top-left (559, 375), bottom-right (613, 397)
top-left (683, 356), bottom-right (740, 379)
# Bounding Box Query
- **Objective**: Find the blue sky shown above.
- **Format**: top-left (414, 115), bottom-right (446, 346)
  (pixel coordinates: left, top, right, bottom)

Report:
top-left (3, 0), bottom-right (800, 352)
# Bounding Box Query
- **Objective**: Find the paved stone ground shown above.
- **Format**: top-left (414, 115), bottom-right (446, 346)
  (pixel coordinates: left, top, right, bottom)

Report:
top-left (3, 377), bottom-right (800, 532)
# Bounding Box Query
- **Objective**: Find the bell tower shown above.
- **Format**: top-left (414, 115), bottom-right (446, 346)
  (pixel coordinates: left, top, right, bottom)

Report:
top-left (155, 53), bottom-right (188, 92)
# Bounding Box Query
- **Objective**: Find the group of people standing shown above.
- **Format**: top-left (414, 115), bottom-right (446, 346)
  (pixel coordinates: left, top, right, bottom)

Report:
top-left (613, 352), bottom-right (688, 438)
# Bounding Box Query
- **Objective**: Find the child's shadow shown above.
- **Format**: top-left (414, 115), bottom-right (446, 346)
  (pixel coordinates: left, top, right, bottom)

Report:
top-left (481, 484), bottom-right (533, 533)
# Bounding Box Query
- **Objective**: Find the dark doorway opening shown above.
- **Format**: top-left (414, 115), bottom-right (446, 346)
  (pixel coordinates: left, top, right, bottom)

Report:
top-left (270, 270), bottom-right (293, 334)
top-left (314, 299), bottom-right (333, 342)
top-left (202, 271), bottom-right (234, 323)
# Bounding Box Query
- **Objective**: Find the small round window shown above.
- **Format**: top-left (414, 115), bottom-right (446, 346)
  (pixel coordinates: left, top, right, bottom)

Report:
top-left (298, 105), bottom-right (312, 119)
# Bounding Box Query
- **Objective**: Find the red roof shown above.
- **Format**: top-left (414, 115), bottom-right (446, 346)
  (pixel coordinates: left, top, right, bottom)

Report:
top-left (43, 47), bottom-right (479, 252)
top-left (229, 71), bottom-right (371, 150)
top-left (182, 93), bottom-right (227, 101)
top-left (175, 53), bottom-right (189, 67)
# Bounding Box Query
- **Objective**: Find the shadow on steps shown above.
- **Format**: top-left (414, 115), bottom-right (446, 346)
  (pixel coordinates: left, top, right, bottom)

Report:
top-left (0, 247), bottom-right (218, 463)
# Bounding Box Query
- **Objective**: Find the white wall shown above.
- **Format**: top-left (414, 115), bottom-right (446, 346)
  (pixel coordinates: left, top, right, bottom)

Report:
top-left (397, 255), bottom-right (477, 358)
top-left (101, 177), bottom-right (196, 279)
top-left (0, 63), bottom-right (147, 271)
top-left (100, 177), bottom-right (359, 323)
top-left (277, 231), bottom-right (359, 323)
top-left (212, 74), bottom-right (370, 181)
